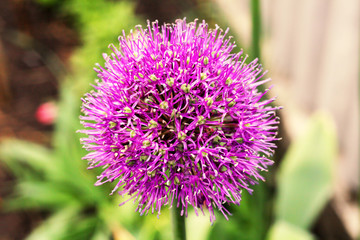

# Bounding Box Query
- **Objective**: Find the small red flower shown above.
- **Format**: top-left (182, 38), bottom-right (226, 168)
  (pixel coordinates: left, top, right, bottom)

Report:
top-left (35, 102), bottom-right (57, 125)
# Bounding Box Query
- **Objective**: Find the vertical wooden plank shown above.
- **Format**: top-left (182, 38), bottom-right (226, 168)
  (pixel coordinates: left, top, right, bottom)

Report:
top-left (291, 0), bottom-right (329, 110)
top-left (213, 0), bottom-right (252, 48)
top-left (265, 0), bottom-right (297, 78)
top-left (315, 0), bottom-right (359, 189)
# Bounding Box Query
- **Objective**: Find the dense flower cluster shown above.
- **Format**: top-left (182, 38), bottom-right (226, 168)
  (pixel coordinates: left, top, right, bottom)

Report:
top-left (80, 19), bottom-right (279, 222)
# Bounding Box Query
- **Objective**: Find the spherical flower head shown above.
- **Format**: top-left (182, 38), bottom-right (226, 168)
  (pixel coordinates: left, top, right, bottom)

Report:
top-left (79, 19), bottom-right (280, 222)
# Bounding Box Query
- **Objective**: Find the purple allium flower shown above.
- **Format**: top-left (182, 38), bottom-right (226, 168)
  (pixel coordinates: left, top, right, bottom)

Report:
top-left (80, 19), bottom-right (280, 222)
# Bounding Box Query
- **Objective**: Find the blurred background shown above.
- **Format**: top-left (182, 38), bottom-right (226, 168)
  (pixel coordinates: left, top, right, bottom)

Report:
top-left (0, 0), bottom-right (358, 239)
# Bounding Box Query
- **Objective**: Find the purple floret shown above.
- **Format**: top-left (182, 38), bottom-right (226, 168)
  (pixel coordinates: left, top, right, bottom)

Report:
top-left (79, 19), bottom-right (280, 222)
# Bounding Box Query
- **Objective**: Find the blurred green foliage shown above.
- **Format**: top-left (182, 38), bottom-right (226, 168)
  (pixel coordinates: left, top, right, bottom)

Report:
top-left (275, 113), bottom-right (337, 228)
top-left (0, 0), bottom-right (338, 239)
top-left (1, 84), bottom-right (149, 239)
top-left (267, 221), bottom-right (315, 240)
top-left (1, 109), bottom-right (337, 239)
top-left (36, 0), bottom-right (141, 95)
top-left (267, 113), bottom-right (337, 240)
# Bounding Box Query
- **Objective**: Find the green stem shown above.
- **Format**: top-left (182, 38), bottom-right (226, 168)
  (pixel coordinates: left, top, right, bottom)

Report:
top-left (172, 205), bottom-right (186, 240)
top-left (251, 0), bottom-right (262, 60)
top-left (251, 0), bottom-right (267, 94)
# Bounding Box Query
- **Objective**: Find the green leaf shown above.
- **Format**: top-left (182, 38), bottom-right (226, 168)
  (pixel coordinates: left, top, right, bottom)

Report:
top-left (90, 223), bottom-right (111, 240)
top-left (61, 216), bottom-right (99, 240)
top-left (187, 210), bottom-right (211, 240)
top-left (5, 181), bottom-right (79, 211)
top-left (137, 208), bottom-right (171, 240)
top-left (26, 206), bottom-right (80, 240)
top-left (275, 112), bottom-right (337, 229)
top-left (0, 139), bottom-right (56, 177)
top-left (53, 85), bottom-right (85, 169)
top-left (267, 221), bottom-right (315, 240)
top-left (24, 205), bottom-right (105, 240)
top-left (208, 183), bottom-right (272, 240)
